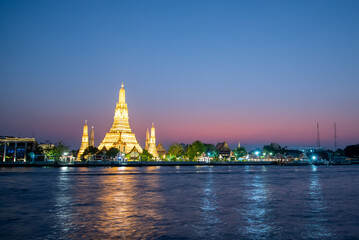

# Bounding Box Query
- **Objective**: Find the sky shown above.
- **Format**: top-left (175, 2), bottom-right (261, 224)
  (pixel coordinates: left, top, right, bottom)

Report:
top-left (0, 0), bottom-right (358, 150)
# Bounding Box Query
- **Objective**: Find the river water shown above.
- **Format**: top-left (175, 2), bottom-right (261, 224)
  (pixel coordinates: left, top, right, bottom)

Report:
top-left (0, 165), bottom-right (358, 239)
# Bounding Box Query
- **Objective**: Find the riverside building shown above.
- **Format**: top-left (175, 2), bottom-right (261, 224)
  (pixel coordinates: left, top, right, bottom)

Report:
top-left (0, 136), bottom-right (36, 162)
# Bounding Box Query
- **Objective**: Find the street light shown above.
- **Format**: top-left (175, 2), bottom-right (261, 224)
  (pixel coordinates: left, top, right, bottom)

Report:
top-left (62, 152), bottom-right (68, 163)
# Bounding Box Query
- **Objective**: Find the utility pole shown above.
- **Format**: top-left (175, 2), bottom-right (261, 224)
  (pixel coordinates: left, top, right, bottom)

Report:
top-left (334, 122), bottom-right (337, 151)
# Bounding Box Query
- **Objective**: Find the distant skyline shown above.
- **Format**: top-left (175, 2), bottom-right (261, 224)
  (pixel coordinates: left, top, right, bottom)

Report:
top-left (1, 0), bottom-right (358, 150)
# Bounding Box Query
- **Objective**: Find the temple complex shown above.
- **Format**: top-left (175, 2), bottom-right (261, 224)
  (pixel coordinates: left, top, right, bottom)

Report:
top-left (148, 123), bottom-right (158, 157)
top-left (98, 84), bottom-right (142, 153)
top-left (78, 120), bottom-right (89, 159)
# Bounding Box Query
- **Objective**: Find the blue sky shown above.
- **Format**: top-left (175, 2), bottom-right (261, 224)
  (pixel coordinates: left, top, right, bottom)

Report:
top-left (0, 0), bottom-right (358, 149)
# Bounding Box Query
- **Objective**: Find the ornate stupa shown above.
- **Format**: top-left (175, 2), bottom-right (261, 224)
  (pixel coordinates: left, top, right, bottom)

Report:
top-left (78, 120), bottom-right (89, 159)
top-left (145, 128), bottom-right (150, 150)
top-left (148, 123), bottom-right (158, 157)
top-left (89, 126), bottom-right (95, 147)
top-left (98, 83), bottom-right (143, 153)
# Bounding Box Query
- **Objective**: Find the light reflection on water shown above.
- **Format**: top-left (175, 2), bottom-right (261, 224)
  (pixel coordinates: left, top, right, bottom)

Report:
top-left (240, 167), bottom-right (273, 239)
top-left (0, 166), bottom-right (359, 239)
top-left (197, 167), bottom-right (221, 239)
top-left (82, 167), bottom-right (165, 239)
top-left (54, 168), bottom-right (73, 236)
top-left (304, 165), bottom-right (334, 239)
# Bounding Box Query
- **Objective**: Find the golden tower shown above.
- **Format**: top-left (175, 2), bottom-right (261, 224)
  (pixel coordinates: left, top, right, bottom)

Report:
top-left (148, 123), bottom-right (158, 157)
top-left (145, 128), bottom-right (150, 150)
top-left (98, 83), bottom-right (143, 153)
top-left (78, 120), bottom-right (89, 159)
top-left (89, 126), bottom-right (94, 147)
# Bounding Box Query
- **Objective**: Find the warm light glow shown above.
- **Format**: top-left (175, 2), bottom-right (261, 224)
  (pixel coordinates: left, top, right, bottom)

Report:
top-left (148, 123), bottom-right (158, 157)
top-left (98, 84), bottom-right (143, 154)
top-left (78, 120), bottom-right (89, 159)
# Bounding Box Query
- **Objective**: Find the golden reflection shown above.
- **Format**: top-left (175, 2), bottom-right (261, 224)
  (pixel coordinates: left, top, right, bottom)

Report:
top-left (93, 167), bottom-right (165, 239)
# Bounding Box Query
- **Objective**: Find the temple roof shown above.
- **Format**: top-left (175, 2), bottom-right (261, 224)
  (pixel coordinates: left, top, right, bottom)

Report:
top-left (216, 142), bottom-right (231, 153)
top-left (157, 143), bottom-right (166, 153)
top-left (129, 146), bottom-right (140, 154)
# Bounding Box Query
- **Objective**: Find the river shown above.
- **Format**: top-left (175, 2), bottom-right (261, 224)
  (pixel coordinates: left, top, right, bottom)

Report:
top-left (0, 165), bottom-right (358, 239)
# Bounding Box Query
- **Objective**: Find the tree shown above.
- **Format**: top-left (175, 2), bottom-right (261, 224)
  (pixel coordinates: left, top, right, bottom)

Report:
top-left (211, 149), bottom-right (219, 160)
top-left (106, 147), bottom-right (120, 158)
top-left (34, 144), bottom-right (44, 155)
top-left (83, 146), bottom-right (99, 155)
top-left (83, 146), bottom-right (99, 160)
top-left (334, 148), bottom-right (344, 156)
top-left (168, 143), bottom-right (184, 157)
top-left (344, 144), bottom-right (359, 157)
top-left (263, 142), bottom-right (286, 155)
top-left (204, 144), bottom-right (215, 153)
top-left (140, 149), bottom-right (153, 161)
top-left (186, 140), bottom-right (205, 160)
top-left (70, 149), bottom-right (79, 157)
top-left (43, 141), bottom-right (69, 162)
top-left (233, 146), bottom-right (247, 158)
top-left (319, 150), bottom-right (329, 160)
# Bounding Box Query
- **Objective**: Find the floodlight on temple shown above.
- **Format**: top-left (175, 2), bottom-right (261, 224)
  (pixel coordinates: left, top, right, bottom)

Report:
top-left (78, 120), bottom-right (89, 159)
top-left (98, 83), bottom-right (142, 154)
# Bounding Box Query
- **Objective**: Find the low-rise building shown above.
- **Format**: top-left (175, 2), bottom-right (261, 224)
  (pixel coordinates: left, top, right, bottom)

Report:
top-left (157, 143), bottom-right (167, 159)
top-left (0, 136), bottom-right (36, 162)
top-left (215, 142), bottom-right (231, 159)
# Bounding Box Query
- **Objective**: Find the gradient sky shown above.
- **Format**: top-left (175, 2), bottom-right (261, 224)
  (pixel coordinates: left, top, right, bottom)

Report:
top-left (1, 0), bottom-right (358, 150)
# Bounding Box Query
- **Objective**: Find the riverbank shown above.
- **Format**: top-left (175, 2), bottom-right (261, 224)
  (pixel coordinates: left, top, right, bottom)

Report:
top-left (0, 159), bottom-right (355, 167)
top-left (0, 161), bottom-right (275, 167)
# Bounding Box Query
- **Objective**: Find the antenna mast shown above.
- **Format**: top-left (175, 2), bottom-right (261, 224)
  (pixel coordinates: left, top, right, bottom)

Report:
top-left (316, 122), bottom-right (320, 149)
top-left (334, 122), bottom-right (337, 150)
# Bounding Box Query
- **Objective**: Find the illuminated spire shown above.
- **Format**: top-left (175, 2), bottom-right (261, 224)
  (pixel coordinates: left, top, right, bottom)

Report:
top-left (148, 123), bottom-right (158, 157)
top-left (150, 123), bottom-right (156, 141)
top-left (89, 126), bottom-right (94, 147)
top-left (98, 85), bottom-right (142, 154)
top-left (119, 83), bottom-right (126, 104)
top-left (82, 120), bottom-right (88, 143)
top-left (78, 120), bottom-right (89, 159)
top-left (145, 128), bottom-right (150, 150)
